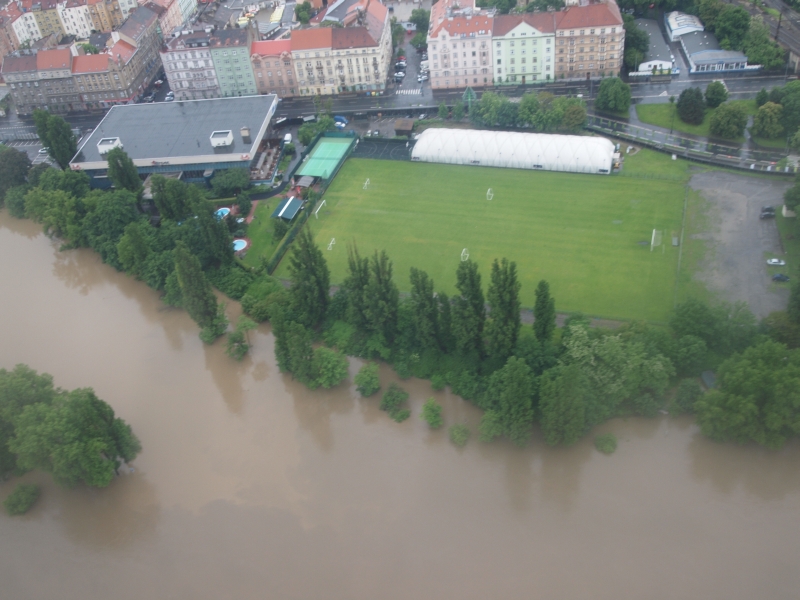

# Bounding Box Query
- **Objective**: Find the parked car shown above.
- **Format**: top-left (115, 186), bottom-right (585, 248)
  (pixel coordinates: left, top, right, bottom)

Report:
top-left (154, 79), bottom-right (163, 87)
top-left (38, 147), bottom-right (49, 154)
top-left (142, 94), bottom-right (155, 103)
top-left (773, 273), bottom-right (790, 282)
top-left (762, 205), bottom-right (776, 212)
top-left (417, 74), bottom-right (429, 82)
top-left (760, 211), bottom-right (776, 219)
top-left (394, 71), bottom-right (405, 78)
top-left (395, 63), bottom-right (406, 71)
top-left (767, 258), bottom-right (786, 266)
top-left (418, 113), bottom-right (427, 120)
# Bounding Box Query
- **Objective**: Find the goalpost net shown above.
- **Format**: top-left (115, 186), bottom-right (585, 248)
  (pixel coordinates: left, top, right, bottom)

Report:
top-left (327, 238), bottom-right (336, 251)
top-left (363, 178), bottom-right (370, 190)
top-left (486, 188), bottom-right (494, 201)
top-left (315, 199), bottom-right (326, 219)
top-left (460, 248), bottom-right (469, 261)
top-left (650, 229), bottom-right (663, 252)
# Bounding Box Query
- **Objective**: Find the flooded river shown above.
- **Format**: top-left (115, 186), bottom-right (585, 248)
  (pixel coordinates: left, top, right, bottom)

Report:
top-left (1, 211), bottom-right (799, 600)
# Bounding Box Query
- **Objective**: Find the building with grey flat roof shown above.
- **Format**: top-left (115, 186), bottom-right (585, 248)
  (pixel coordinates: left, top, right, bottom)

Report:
top-left (678, 30), bottom-right (751, 73)
top-left (70, 95), bottom-right (278, 187)
top-left (633, 19), bottom-right (675, 75)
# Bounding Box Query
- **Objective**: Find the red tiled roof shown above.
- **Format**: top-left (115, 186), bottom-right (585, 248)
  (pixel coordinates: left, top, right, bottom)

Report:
top-left (493, 13), bottom-right (555, 36)
top-left (431, 15), bottom-right (493, 38)
top-left (36, 48), bottom-right (72, 70)
top-left (291, 27), bottom-right (332, 51)
top-left (111, 40), bottom-right (136, 63)
top-left (72, 53), bottom-right (109, 73)
top-left (332, 26), bottom-right (376, 49)
top-left (1, 53), bottom-right (37, 74)
top-left (1, 2), bottom-right (23, 20)
top-left (555, 2), bottom-right (623, 30)
top-left (251, 39), bottom-right (292, 57)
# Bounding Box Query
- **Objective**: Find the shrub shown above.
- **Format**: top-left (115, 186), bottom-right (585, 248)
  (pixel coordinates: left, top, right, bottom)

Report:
top-left (709, 102), bottom-right (747, 139)
top-left (225, 330), bottom-right (249, 360)
top-left (705, 81), bottom-right (728, 108)
top-left (392, 409), bottom-right (411, 423)
top-left (354, 362), bottom-right (381, 397)
top-left (431, 374), bottom-right (446, 391)
top-left (677, 87), bottom-right (705, 125)
top-left (312, 347), bottom-right (349, 389)
top-left (421, 397), bottom-right (443, 428)
top-left (633, 392), bottom-right (660, 418)
top-left (449, 423), bottom-right (470, 447)
top-left (199, 303), bottom-right (228, 344)
top-left (206, 264), bottom-right (255, 300)
top-left (672, 378), bottom-right (704, 414)
top-left (4, 484), bottom-right (40, 516)
top-left (380, 382), bottom-right (409, 416)
top-left (594, 433), bottom-right (617, 454)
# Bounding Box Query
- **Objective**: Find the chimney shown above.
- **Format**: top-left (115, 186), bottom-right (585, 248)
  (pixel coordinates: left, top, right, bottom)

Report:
top-left (241, 126), bottom-right (251, 143)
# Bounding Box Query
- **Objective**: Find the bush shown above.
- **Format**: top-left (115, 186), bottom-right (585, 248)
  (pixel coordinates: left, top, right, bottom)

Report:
top-left (199, 303), bottom-right (228, 344)
top-left (283, 142), bottom-right (296, 155)
top-left (594, 77), bottom-right (631, 113)
top-left (431, 374), bottom-right (446, 391)
top-left (705, 81), bottom-right (728, 108)
top-left (206, 265), bottom-right (255, 300)
top-left (449, 423), bottom-right (470, 447)
top-left (312, 347), bottom-right (349, 389)
top-left (594, 433), bottom-right (617, 454)
top-left (709, 102), bottom-right (748, 139)
top-left (392, 409), bottom-right (411, 423)
top-left (273, 218), bottom-right (289, 241)
top-left (677, 87), bottom-right (705, 125)
top-left (672, 378), bottom-right (704, 414)
top-left (421, 397), bottom-right (443, 428)
top-left (4, 484), bottom-right (40, 516)
top-left (225, 330), bottom-right (249, 360)
top-left (354, 362), bottom-right (381, 396)
top-left (380, 382), bottom-right (409, 417)
top-left (5, 185), bottom-right (29, 218)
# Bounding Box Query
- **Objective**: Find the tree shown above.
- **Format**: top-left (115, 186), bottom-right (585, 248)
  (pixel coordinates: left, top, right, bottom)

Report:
top-left (32, 109), bottom-right (77, 169)
top-left (3, 484), bottom-right (40, 515)
top-left (756, 88), bottom-right (769, 108)
top-left (704, 81), bottom-right (728, 108)
top-left (751, 101), bottom-right (784, 139)
top-left (451, 259), bottom-right (485, 356)
top-left (151, 175), bottom-right (190, 221)
top-left (363, 250), bottom-right (399, 343)
top-left (117, 221), bottom-right (151, 277)
top-left (698, 0), bottom-right (724, 32)
top-left (4, 185), bottom-right (29, 219)
top-left (225, 316), bottom-right (257, 360)
top-left (481, 357), bottom-right (535, 446)
top-left (409, 7), bottom-right (430, 32)
top-left (354, 362), bottom-right (381, 396)
top-left (789, 281), bottom-right (800, 324)
top-left (485, 258), bottom-right (521, 362)
top-left (623, 15), bottom-right (649, 70)
top-left (533, 279), bottom-right (556, 342)
top-left (273, 317), bottom-right (315, 383)
top-left (780, 82), bottom-right (800, 137)
top-left (288, 228), bottom-right (330, 329)
top-left (452, 99), bottom-right (465, 121)
top-left (421, 398), bottom-right (443, 429)
top-left (237, 191), bottom-right (252, 218)
top-left (715, 6), bottom-right (751, 50)
top-left (594, 77), bottom-right (631, 113)
top-left (295, 1), bottom-right (312, 24)
top-left (677, 87), bottom-right (705, 125)
top-left (173, 240), bottom-right (218, 329)
top-left (438, 101), bottom-right (448, 119)
top-left (211, 169), bottom-right (249, 197)
top-left (106, 147), bottom-right (142, 195)
top-left (10, 386), bottom-right (141, 488)
top-left (27, 162), bottom-right (51, 187)
top-left (311, 347), bottom-right (349, 388)
top-left (561, 102), bottom-right (587, 131)
top-left (79, 43), bottom-right (99, 54)
top-left (695, 340), bottom-right (800, 449)
top-left (81, 189), bottom-right (141, 268)
top-left (409, 268), bottom-right (439, 351)
top-left (709, 102), bottom-right (747, 139)
top-left (410, 31), bottom-right (427, 50)
top-left (517, 93), bottom-right (540, 127)
top-left (540, 364), bottom-right (588, 445)
top-left (0, 146), bottom-right (31, 203)
top-left (743, 17), bottom-right (785, 71)
top-left (343, 244), bottom-right (371, 331)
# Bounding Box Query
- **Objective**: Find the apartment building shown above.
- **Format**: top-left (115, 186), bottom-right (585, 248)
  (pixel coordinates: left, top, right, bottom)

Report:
top-left (140, 0), bottom-right (182, 35)
top-left (493, 13), bottom-right (555, 85)
top-left (250, 39), bottom-right (295, 98)
top-left (427, 0), bottom-right (493, 90)
top-left (21, 0), bottom-right (65, 38)
top-left (0, 4), bottom-right (22, 57)
top-left (161, 27), bottom-right (220, 100)
top-left (11, 6), bottom-right (42, 46)
top-left (57, 0), bottom-right (94, 39)
top-left (175, 0), bottom-right (196, 22)
top-left (554, 0), bottom-right (624, 79)
top-left (209, 26), bottom-right (257, 97)
top-left (291, 27), bottom-right (335, 96)
top-left (87, 0), bottom-right (125, 32)
top-left (2, 48), bottom-right (77, 113)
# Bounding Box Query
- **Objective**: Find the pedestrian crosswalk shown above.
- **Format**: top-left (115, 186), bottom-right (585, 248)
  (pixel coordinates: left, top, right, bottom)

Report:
top-left (395, 88), bottom-right (422, 95)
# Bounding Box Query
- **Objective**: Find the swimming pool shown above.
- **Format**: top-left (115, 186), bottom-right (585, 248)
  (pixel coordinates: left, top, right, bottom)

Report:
top-left (232, 239), bottom-right (248, 252)
top-left (215, 207), bottom-right (231, 220)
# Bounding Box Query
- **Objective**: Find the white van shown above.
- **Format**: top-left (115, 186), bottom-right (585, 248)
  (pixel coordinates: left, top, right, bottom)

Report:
top-left (283, 133), bottom-right (292, 144)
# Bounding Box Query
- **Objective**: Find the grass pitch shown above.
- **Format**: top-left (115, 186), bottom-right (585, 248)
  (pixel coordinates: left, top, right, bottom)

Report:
top-left (284, 152), bottom-right (687, 322)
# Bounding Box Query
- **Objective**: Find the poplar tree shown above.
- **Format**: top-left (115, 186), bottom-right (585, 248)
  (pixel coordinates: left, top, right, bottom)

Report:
top-left (173, 241), bottom-right (217, 329)
top-left (451, 259), bottom-right (485, 355)
top-left (106, 147), bottom-right (142, 195)
top-left (288, 228), bottom-right (330, 329)
top-left (480, 357), bottom-right (535, 446)
top-left (436, 292), bottom-right (455, 353)
top-left (409, 267), bottom-right (438, 350)
top-left (485, 258), bottom-right (521, 361)
top-left (364, 250), bottom-right (399, 342)
top-left (533, 279), bottom-right (556, 342)
top-left (343, 244), bottom-right (370, 330)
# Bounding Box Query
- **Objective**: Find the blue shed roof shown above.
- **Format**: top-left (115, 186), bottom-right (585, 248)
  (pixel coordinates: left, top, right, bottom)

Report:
top-left (271, 196), bottom-right (303, 221)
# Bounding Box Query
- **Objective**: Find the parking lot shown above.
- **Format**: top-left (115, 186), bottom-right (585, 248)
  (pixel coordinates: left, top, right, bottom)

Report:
top-left (689, 171), bottom-right (793, 318)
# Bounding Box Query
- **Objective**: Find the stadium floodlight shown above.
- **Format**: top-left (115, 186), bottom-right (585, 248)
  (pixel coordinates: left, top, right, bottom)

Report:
top-left (460, 248), bottom-right (469, 261)
top-left (328, 238), bottom-right (336, 251)
top-left (315, 199), bottom-right (326, 219)
top-left (486, 188), bottom-right (494, 201)
top-left (650, 229), bottom-right (663, 252)
top-left (363, 178), bottom-right (370, 190)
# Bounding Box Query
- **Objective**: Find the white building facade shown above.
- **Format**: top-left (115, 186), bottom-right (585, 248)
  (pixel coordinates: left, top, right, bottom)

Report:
top-left (492, 13), bottom-right (555, 85)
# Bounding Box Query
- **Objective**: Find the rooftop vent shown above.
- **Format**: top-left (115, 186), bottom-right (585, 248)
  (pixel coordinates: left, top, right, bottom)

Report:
top-left (210, 130), bottom-right (234, 148)
top-left (97, 137), bottom-right (123, 155)
top-left (240, 126), bottom-right (251, 143)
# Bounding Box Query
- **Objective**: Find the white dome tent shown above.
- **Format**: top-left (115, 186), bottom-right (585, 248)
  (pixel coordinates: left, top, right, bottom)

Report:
top-left (411, 129), bottom-right (615, 175)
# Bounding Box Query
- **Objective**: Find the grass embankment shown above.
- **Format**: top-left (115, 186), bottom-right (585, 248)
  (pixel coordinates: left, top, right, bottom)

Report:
top-left (277, 150), bottom-right (688, 322)
top-left (635, 100), bottom-right (757, 141)
top-left (240, 201), bottom-right (281, 268)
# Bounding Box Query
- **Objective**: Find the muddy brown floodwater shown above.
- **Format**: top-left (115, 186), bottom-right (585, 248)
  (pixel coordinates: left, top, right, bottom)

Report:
top-left (1, 211), bottom-right (800, 600)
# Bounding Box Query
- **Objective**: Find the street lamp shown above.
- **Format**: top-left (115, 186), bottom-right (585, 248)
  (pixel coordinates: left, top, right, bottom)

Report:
top-left (669, 95), bottom-right (676, 136)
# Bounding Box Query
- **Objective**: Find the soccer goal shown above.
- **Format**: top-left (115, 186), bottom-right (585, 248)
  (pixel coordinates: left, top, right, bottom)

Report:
top-left (328, 237), bottom-right (336, 251)
top-left (315, 199), bottom-right (327, 219)
top-left (460, 248), bottom-right (469, 261)
top-left (650, 229), bottom-right (663, 252)
top-left (363, 178), bottom-right (370, 190)
top-left (486, 188), bottom-right (494, 201)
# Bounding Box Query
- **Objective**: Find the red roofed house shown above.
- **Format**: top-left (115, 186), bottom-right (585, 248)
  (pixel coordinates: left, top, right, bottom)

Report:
top-left (250, 39), bottom-right (296, 98)
top-left (0, 4), bottom-right (22, 58)
top-left (290, 27), bottom-right (334, 95)
top-left (554, 0), bottom-right (624, 80)
top-left (492, 13), bottom-right (556, 85)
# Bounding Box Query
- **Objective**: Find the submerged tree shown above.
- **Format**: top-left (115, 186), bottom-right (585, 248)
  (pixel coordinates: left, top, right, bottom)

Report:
top-left (173, 240), bottom-right (218, 330)
top-left (288, 228), bottom-right (330, 329)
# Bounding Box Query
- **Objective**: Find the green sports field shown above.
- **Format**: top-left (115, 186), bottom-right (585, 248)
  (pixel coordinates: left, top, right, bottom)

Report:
top-left (289, 154), bottom-right (687, 322)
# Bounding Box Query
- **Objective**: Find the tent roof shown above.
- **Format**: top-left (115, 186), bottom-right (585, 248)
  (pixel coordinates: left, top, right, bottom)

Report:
top-left (271, 196), bottom-right (303, 221)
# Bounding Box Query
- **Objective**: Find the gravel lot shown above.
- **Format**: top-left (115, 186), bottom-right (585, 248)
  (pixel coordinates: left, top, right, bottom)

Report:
top-left (689, 171), bottom-right (792, 318)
